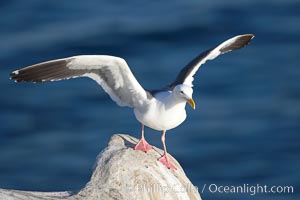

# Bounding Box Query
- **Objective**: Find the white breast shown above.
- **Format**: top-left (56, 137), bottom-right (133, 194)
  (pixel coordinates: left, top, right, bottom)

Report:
top-left (134, 92), bottom-right (187, 131)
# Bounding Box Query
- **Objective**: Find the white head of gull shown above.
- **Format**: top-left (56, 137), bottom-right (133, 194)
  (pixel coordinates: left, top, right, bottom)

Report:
top-left (10, 34), bottom-right (254, 170)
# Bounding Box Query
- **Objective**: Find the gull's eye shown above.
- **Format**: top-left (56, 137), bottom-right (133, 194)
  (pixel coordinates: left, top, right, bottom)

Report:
top-left (180, 91), bottom-right (184, 94)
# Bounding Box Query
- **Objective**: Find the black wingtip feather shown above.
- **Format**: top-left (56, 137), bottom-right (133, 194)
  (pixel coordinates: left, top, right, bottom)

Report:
top-left (220, 34), bottom-right (255, 53)
top-left (8, 59), bottom-right (75, 83)
top-left (10, 71), bottom-right (20, 82)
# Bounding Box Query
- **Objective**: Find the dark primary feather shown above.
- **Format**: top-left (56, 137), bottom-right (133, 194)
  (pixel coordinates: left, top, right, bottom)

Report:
top-left (219, 34), bottom-right (254, 53)
top-left (10, 58), bottom-right (87, 83)
top-left (167, 49), bottom-right (212, 88)
top-left (167, 34), bottom-right (254, 89)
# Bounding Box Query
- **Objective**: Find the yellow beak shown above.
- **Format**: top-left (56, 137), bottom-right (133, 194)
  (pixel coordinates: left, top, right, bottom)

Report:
top-left (187, 98), bottom-right (196, 110)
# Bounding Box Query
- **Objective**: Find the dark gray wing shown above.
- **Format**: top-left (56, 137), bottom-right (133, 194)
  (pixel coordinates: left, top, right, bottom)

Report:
top-left (168, 34), bottom-right (254, 88)
top-left (10, 55), bottom-right (150, 108)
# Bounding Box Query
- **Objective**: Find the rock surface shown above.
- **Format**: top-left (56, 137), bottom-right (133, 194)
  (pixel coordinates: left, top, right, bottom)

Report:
top-left (0, 134), bottom-right (202, 200)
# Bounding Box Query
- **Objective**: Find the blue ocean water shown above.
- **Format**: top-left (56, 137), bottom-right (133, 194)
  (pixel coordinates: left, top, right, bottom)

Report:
top-left (0, 0), bottom-right (299, 199)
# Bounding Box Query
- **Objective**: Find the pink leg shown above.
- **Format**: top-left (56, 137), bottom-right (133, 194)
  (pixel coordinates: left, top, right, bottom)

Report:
top-left (134, 124), bottom-right (152, 152)
top-left (158, 130), bottom-right (177, 170)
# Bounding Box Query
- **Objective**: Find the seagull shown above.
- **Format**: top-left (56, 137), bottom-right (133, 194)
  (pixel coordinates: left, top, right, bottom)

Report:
top-left (10, 34), bottom-right (254, 170)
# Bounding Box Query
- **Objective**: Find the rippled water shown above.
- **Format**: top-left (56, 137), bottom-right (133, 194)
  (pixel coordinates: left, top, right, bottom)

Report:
top-left (0, 1), bottom-right (299, 199)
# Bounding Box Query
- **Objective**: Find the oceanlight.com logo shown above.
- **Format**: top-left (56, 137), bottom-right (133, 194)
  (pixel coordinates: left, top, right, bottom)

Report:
top-left (124, 183), bottom-right (294, 196)
top-left (202, 184), bottom-right (294, 196)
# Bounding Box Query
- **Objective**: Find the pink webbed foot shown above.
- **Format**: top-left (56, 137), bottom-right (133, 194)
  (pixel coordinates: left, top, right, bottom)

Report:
top-left (158, 154), bottom-right (177, 170)
top-left (134, 138), bottom-right (152, 152)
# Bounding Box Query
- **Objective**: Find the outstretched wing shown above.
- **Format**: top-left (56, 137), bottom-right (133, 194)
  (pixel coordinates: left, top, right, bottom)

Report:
top-left (10, 55), bottom-right (150, 108)
top-left (168, 34), bottom-right (254, 88)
